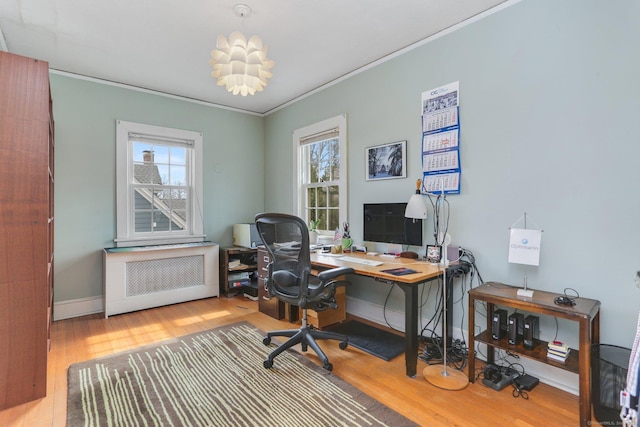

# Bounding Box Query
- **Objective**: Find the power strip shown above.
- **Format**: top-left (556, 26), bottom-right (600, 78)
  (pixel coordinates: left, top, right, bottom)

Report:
top-left (482, 371), bottom-right (519, 391)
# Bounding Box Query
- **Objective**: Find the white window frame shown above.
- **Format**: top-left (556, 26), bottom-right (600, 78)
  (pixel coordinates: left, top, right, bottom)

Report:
top-left (293, 114), bottom-right (348, 234)
top-left (115, 120), bottom-right (204, 247)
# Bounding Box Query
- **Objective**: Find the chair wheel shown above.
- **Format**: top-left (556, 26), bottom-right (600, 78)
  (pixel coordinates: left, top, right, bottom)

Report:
top-left (263, 336), bottom-right (271, 345)
top-left (323, 362), bottom-right (333, 371)
top-left (339, 341), bottom-right (348, 350)
top-left (264, 359), bottom-right (273, 369)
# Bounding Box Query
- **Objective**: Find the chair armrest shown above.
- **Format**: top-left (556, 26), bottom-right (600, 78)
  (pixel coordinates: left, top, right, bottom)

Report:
top-left (317, 267), bottom-right (354, 282)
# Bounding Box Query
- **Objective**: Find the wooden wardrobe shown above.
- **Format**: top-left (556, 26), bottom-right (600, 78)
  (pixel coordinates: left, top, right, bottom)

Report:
top-left (0, 51), bottom-right (54, 409)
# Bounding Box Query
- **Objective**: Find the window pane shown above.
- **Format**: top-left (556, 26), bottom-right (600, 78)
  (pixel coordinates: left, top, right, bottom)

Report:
top-left (328, 185), bottom-right (339, 207)
top-left (134, 162), bottom-right (160, 184)
top-left (170, 146), bottom-right (186, 165)
top-left (307, 208), bottom-right (317, 225)
top-left (156, 164), bottom-right (169, 185)
top-left (152, 209), bottom-right (171, 231)
top-left (134, 188), bottom-right (154, 208)
top-left (133, 143), bottom-right (153, 163)
top-left (317, 186), bottom-right (327, 208)
top-left (169, 165), bottom-right (186, 186)
top-left (153, 145), bottom-right (169, 164)
top-left (306, 187), bottom-right (316, 210)
top-left (328, 209), bottom-right (339, 232)
top-left (307, 144), bottom-right (318, 184)
top-left (306, 140), bottom-right (340, 184)
top-left (318, 208), bottom-right (328, 231)
top-left (172, 210), bottom-right (187, 231)
top-left (134, 211), bottom-right (152, 232)
top-left (318, 159), bottom-right (330, 183)
top-left (330, 139), bottom-right (340, 180)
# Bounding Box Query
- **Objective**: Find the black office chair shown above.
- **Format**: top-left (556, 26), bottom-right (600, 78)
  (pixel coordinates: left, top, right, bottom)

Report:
top-left (255, 212), bottom-right (354, 371)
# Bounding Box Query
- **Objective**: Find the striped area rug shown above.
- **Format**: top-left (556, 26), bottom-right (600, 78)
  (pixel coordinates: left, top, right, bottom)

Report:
top-left (67, 321), bottom-right (418, 426)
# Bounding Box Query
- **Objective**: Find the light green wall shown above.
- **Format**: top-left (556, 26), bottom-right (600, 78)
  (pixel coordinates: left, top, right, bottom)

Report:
top-left (264, 0), bottom-right (640, 347)
top-left (51, 74), bottom-right (264, 302)
top-left (51, 0), bottom-right (640, 348)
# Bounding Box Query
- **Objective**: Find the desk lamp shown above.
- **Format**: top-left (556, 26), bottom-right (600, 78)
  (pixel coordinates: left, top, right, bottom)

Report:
top-left (405, 179), bottom-right (427, 220)
top-left (403, 179), bottom-right (428, 259)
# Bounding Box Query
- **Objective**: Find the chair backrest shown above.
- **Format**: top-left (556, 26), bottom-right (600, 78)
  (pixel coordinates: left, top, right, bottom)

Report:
top-left (254, 213), bottom-right (311, 306)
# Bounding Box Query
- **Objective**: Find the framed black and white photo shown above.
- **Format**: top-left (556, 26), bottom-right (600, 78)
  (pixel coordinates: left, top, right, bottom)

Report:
top-left (366, 140), bottom-right (406, 181)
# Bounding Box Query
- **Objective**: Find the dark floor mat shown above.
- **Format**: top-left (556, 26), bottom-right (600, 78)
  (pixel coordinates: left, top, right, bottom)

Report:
top-left (327, 320), bottom-right (404, 361)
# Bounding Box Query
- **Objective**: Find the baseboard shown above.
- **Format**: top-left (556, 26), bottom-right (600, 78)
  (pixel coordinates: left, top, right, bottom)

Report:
top-left (345, 296), bottom-right (579, 396)
top-left (53, 296), bottom-right (104, 321)
top-left (345, 295), bottom-right (466, 340)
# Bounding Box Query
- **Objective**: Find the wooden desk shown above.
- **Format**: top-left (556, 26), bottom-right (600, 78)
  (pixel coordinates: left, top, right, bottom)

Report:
top-left (310, 252), bottom-right (442, 377)
top-left (468, 282), bottom-right (600, 427)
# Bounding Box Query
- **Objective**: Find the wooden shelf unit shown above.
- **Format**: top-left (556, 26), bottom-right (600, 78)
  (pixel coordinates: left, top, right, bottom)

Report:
top-left (468, 282), bottom-right (600, 427)
top-left (219, 247), bottom-right (258, 297)
top-left (0, 51), bottom-right (54, 410)
top-left (474, 330), bottom-right (580, 373)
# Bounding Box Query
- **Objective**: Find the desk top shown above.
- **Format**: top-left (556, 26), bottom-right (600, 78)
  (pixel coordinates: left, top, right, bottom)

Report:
top-left (310, 252), bottom-right (442, 284)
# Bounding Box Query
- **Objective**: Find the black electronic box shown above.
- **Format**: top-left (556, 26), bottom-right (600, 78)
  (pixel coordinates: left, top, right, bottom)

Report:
top-left (523, 315), bottom-right (540, 350)
top-left (492, 309), bottom-right (508, 340)
top-left (508, 313), bottom-right (524, 345)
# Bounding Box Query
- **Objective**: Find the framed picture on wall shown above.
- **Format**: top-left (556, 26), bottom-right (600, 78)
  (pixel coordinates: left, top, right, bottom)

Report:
top-left (366, 140), bottom-right (407, 181)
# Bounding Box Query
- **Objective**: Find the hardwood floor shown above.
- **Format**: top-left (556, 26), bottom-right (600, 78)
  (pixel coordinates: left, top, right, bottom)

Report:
top-left (0, 296), bottom-right (591, 426)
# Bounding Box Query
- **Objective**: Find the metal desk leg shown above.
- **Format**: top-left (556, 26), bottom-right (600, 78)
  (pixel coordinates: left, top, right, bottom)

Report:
top-left (399, 282), bottom-right (419, 377)
top-left (468, 294), bottom-right (476, 382)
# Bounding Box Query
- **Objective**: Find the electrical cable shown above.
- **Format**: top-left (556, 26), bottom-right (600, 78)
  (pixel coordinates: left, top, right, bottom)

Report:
top-left (554, 287), bottom-right (580, 306)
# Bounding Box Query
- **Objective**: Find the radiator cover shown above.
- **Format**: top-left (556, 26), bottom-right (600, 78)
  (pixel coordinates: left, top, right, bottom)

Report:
top-left (103, 242), bottom-right (219, 317)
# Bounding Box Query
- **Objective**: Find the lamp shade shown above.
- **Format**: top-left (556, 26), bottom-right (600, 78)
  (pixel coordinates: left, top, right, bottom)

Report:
top-left (209, 31), bottom-right (274, 96)
top-left (405, 178), bottom-right (427, 219)
top-left (405, 193), bottom-right (427, 219)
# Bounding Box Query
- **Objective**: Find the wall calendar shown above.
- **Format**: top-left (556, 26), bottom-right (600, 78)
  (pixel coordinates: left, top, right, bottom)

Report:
top-left (420, 81), bottom-right (461, 194)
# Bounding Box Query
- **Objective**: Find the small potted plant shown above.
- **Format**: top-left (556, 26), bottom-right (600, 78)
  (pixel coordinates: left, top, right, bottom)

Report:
top-left (308, 219), bottom-right (320, 244)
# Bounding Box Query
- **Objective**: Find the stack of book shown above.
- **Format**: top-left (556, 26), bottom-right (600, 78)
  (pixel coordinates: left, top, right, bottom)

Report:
top-left (228, 271), bottom-right (251, 288)
top-left (547, 341), bottom-right (570, 363)
top-left (229, 259), bottom-right (248, 270)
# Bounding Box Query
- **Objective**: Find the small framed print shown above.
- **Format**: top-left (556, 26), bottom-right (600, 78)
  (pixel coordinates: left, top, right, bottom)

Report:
top-left (366, 140), bottom-right (407, 181)
top-left (426, 245), bottom-right (442, 263)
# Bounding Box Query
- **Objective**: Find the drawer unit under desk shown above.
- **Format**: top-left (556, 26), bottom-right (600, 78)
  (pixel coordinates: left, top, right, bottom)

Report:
top-left (257, 247), bottom-right (285, 319)
top-left (306, 278), bottom-right (346, 329)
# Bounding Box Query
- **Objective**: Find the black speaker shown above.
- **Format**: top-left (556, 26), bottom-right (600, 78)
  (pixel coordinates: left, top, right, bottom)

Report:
top-left (492, 309), bottom-right (508, 340)
top-left (523, 315), bottom-right (540, 350)
top-left (508, 313), bottom-right (524, 345)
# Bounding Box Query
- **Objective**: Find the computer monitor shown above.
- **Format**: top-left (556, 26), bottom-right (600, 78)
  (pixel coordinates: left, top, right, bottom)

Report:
top-left (363, 203), bottom-right (423, 246)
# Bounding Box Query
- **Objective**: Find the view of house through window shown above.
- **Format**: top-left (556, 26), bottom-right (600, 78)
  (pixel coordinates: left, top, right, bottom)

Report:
top-left (132, 141), bottom-right (188, 233)
top-left (116, 120), bottom-right (204, 247)
top-left (294, 115), bottom-right (347, 235)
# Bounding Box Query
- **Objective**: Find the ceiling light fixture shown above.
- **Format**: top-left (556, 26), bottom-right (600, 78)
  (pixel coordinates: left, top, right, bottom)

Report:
top-left (209, 4), bottom-right (274, 96)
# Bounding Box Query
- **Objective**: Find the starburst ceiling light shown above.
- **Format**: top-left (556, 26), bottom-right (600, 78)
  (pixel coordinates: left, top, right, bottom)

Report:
top-left (209, 4), bottom-right (274, 96)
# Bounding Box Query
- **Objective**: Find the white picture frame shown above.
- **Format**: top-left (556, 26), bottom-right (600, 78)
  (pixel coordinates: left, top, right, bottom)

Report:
top-left (366, 140), bottom-right (407, 181)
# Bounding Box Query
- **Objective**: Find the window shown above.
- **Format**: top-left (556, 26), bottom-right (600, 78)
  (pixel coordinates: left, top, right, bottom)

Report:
top-left (116, 120), bottom-right (204, 247)
top-left (293, 114), bottom-right (347, 234)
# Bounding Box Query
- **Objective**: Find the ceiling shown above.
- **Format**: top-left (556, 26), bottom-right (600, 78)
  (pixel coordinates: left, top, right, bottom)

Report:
top-left (0, 0), bottom-right (508, 115)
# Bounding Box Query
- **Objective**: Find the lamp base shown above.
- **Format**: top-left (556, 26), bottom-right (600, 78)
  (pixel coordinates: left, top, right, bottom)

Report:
top-left (423, 365), bottom-right (468, 390)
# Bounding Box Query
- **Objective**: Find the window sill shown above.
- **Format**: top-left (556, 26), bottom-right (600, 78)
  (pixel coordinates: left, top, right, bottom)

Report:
top-left (114, 235), bottom-right (206, 248)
